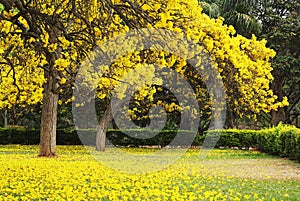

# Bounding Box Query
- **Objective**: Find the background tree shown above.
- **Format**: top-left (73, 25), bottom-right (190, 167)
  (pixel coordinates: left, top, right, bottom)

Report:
top-left (200, 0), bottom-right (300, 128)
top-left (254, 0), bottom-right (300, 126)
top-left (199, 0), bottom-right (261, 37)
top-left (0, 105), bottom-right (41, 128)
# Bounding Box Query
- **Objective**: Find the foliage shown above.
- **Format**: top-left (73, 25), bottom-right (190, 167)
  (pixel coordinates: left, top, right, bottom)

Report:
top-left (205, 124), bottom-right (300, 162)
top-left (280, 126), bottom-right (300, 161)
top-left (255, 0), bottom-right (300, 126)
top-left (0, 0), bottom-right (288, 128)
top-left (199, 0), bottom-right (262, 37)
top-left (204, 129), bottom-right (257, 149)
top-left (0, 127), bottom-right (198, 147)
top-left (1, 124), bottom-right (300, 162)
top-left (0, 105), bottom-right (42, 128)
top-left (199, 0), bottom-right (300, 127)
top-left (0, 127), bottom-right (39, 144)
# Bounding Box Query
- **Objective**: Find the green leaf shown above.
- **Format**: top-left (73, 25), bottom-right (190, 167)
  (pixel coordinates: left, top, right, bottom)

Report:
top-left (0, 3), bottom-right (4, 12)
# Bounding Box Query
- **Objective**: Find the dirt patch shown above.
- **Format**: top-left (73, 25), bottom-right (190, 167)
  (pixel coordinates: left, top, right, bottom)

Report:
top-left (196, 158), bottom-right (300, 180)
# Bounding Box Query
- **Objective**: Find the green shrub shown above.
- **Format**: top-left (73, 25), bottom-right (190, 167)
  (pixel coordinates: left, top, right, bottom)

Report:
top-left (0, 128), bottom-right (199, 147)
top-left (0, 127), bottom-right (39, 145)
top-left (279, 126), bottom-right (300, 161)
top-left (203, 125), bottom-right (300, 162)
top-left (203, 129), bottom-right (257, 149)
top-left (0, 124), bottom-right (299, 162)
top-left (256, 127), bottom-right (282, 155)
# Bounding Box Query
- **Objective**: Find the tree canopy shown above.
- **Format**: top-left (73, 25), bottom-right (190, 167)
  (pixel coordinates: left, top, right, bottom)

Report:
top-left (0, 0), bottom-right (288, 155)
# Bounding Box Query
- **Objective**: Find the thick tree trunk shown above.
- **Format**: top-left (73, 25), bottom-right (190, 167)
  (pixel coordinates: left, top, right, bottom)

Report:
top-left (39, 75), bottom-right (58, 157)
top-left (226, 106), bottom-right (236, 129)
top-left (4, 110), bottom-right (7, 127)
top-left (96, 104), bottom-right (113, 151)
top-left (38, 23), bottom-right (62, 157)
top-left (271, 73), bottom-right (285, 126)
top-left (271, 108), bottom-right (285, 126)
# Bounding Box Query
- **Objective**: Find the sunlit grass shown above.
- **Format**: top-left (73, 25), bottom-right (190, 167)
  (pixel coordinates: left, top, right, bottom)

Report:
top-left (0, 145), bottom-right (299, 200)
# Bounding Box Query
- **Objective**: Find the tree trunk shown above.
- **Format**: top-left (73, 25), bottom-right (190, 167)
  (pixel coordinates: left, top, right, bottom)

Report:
top-left (39, 75), bottom-right (58, 157)
top-left (271, 73), bottom-right (285, 126)
top-left (38, 23), bottom-right (62, 157)
top-left (271, 108), bottom-right (285, 126)
top-left (96, 104), bottom-right (113, 151)
top-left (226, 106), bottom-right (235, 128)
top-left (4, 109), bottom-right (7, 127)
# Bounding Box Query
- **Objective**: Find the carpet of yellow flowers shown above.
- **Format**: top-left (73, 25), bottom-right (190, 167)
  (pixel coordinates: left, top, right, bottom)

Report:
top-left (0, 145), bottom-right (299, 201)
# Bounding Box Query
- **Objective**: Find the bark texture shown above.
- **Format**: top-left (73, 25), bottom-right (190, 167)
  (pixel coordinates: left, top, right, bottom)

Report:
top-left (39, 74), bottom-right (58, 157)
top-left (271, 73), bottom-right (285, 126)
top-left (38, 22), bottom-right (62, 157)
top-left (96, 104), bottom-right (113, 152)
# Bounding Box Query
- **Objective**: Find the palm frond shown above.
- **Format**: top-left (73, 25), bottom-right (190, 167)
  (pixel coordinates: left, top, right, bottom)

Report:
top-left (224, 11), bottom-right (262, 36)
top-left (199, 1), bottom-right (221, 18)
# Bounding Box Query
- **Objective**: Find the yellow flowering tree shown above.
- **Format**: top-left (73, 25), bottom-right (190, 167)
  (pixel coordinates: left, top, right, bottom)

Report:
top-left (0, 0), bottom-right (288, 155)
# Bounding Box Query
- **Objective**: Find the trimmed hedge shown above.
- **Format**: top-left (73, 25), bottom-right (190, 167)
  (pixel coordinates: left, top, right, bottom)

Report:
top-left (0, 124), bottom-right (299, 162)
top-left (0, 128), bottom-right (40, 145)
top-left (106, 129), bottom-right (197, 147)
top-left (255, 124), bottom-right (300, 161)
top-left (0, 128), bottom-right (197, 148)
top-left (204, 124), bottom-right (300, 162)
top-left (203, 129), bottom-right (257, 150)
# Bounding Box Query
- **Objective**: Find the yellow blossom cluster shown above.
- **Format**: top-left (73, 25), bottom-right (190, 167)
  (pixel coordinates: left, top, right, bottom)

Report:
top-left (86, 0), bottom-right (287, 119)
top-left (0, 0), bottom-right (288, 117)
top-left (0, 32), bottom-right (45, 108)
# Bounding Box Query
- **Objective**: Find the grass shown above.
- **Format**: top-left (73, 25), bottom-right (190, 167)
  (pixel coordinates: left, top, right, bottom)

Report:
top-left (0, 145), bottom-right (299, 200)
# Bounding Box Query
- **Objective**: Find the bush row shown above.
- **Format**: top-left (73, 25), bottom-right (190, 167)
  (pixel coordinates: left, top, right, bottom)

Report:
top-left (0, 128), bottom-right (197, 148)
top-left (0, 124), bottom-right (299, 161)
top-left (256, 125), bottom-right (300, 161)
top-left (204, 124), bottom-right (300, 162)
